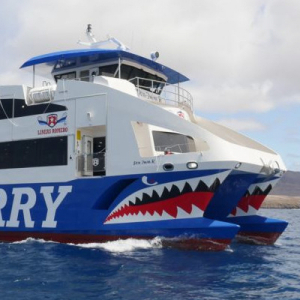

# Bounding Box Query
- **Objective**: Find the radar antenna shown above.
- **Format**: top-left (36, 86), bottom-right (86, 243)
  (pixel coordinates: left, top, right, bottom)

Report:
top-left (78, 24), bottom-right (130, 51)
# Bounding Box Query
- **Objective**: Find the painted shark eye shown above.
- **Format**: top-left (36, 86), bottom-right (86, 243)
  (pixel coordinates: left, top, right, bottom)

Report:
top-left (187, 162), bottom-right (198, 169)
top-left (163, 163), bottom-right (174, 171)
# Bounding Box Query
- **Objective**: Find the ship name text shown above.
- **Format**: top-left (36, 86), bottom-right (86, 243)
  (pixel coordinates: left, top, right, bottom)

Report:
top-left (0, 186), bottom-right (72, 228)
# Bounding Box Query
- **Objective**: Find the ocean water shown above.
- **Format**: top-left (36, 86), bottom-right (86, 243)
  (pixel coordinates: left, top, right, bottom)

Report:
top-left (1, 209), bottom-right (299, 300)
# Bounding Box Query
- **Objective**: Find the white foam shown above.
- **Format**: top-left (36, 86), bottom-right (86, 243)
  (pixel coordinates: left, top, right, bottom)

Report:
top-left (225, 246), bottom-right (234, 253)
top-left (75, 237), bottom-right (162, 253)
top-left (11, 238), bottom-right (56, 244)
top-left (14, 277), bottom-right (31, 283)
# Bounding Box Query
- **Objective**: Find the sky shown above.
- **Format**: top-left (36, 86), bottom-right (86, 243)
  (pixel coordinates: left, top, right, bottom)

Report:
top-left (0, 0), bottom-right (299, 171)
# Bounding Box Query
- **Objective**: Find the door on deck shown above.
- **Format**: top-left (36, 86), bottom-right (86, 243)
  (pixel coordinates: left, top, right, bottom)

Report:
top-left (93, 137), bottom-right (106, 176)
top-left (83, 135), bottom-right (93, 176)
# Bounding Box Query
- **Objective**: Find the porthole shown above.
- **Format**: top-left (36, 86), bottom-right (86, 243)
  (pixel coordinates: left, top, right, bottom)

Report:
top-left (163, 163), bottom-right (174, 171)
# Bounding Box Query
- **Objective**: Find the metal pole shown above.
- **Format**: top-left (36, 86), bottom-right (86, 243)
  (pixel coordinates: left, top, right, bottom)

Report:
top-left (33, 65), bottom-right (35, 87)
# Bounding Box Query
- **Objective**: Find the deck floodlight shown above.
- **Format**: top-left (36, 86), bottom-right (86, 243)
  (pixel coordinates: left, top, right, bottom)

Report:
top-left (187, 162), bottom-right (198, 169)
top-left (150, 51), bottom-right (159, 61)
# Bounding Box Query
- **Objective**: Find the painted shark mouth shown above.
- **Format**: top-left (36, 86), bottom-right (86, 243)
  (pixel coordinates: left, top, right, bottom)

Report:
top-left (230, 180), bottom-right (275, 217)
top-left (105, 173), bottom-right (227, 224)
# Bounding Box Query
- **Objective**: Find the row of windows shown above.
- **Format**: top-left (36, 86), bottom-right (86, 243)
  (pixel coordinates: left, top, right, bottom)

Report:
top-left (0, 136), bottom-right (68, 169)
top-left (98, 64), bottom-right (166, 91)
top-left (53, 54), bottom-right (110, 71)
top-left (54, 55), bottom-right (102, 70)
top-left (53, 64), bottom-right (166, 93)
top-left (0, 98), bottom-right (67, 120)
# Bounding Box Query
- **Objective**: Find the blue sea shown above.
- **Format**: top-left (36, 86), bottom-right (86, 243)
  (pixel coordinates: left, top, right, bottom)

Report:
top-left (1, 209), bottom-right (299, 300)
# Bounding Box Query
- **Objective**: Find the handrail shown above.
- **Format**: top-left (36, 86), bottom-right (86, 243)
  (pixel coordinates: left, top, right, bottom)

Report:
top-left (129, 77), bottom-right (193, 111)
top-left (38, 75), bottom-right (193, 111)
top-left (154, 142), bottom-right (195, 153)
top-left (136, 142), bottom-right (196, 154)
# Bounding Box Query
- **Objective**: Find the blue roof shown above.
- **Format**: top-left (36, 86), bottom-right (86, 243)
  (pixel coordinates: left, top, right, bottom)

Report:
top-left (20, 49), bottom-right (189, 84)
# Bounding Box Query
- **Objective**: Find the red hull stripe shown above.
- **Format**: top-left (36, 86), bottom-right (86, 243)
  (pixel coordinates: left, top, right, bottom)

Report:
top-left (0, 231), bottom-right (231, 251)
top-left (236, 231), bottom-right (282, 245)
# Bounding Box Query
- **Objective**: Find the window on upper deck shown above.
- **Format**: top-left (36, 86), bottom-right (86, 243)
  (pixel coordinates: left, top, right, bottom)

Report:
top-left (119, 65), bottom-right (162, 81)
top-left (98, 64), bottom-right (119, 77)
top-left (120, 65), bottom-right (165, 93)
top-left (0, 99), bottom-right (67, 120)
top-left (54, 59), bottom-right (76, 69)
top-left (153, 131), bottom-right (196, 153)
top-left (54, 71), bottom-right (76, 82)
top-left (79, 70), bottom-right (90, 82)
top-left (98, 63), bottom-right (166, 93)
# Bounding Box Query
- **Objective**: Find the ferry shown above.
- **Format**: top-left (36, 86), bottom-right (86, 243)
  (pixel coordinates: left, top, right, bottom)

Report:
top-left (0, 25), bottom-right (287, 250)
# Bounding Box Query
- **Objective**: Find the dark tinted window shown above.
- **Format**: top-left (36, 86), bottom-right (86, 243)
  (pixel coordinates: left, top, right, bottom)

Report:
top-left (0, 142), bottom-right (12, 169)
top-left (0, 99), bottom-right (12, 119)
top-left (0, 136), bottom-right (67, 169)
top-left (98, 64), bottom-right (166, 92)
top-left (13, 139), bottom-right (38, 168)
top-left (153, 131), bottom-right (196, 153)
top-left (38, 137), bottom-right (67, 167)
top-left (54, 72), bottom-right (76, 81)
top-left (54, 59), bottom-right (76, 69)
top-left (120, 65), bottom-right (165, 92)
top-left (0, 99), bottom-right (67, 120)
top-left (120, 65), bottom-right (164, 82)
top-left (98, 64), bottom-right (118, 77)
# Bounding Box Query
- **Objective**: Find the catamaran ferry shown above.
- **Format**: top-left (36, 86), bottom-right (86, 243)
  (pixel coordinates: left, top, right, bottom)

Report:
top-left (0, 26), bottom-right (287, 250)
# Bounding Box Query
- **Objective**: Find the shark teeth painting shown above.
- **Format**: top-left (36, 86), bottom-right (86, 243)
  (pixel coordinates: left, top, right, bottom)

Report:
top-left (229, 178), bottom-right (279, 217)
top-left (105, 172), bottom-right (228, 224)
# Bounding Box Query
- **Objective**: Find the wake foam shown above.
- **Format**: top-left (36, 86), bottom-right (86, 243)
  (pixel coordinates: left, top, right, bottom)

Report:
top-left (12, 238), bottom-right (57, 244)
top-left (74, 237), bottom-right (162, 253)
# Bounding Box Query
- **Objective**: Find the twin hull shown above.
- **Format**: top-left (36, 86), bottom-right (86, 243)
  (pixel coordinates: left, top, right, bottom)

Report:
top-left (0, 168), bottom-right (239, 250)
top-left (1, 41), bottom-right (287, 250)
top-left (0, 167), bottom-right (287, 250)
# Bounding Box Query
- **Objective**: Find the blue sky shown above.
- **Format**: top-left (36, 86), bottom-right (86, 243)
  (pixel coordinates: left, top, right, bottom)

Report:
top-left (0, 0), bottom-right (299, 171)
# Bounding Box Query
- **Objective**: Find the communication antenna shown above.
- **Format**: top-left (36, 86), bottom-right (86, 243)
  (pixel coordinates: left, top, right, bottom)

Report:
top-left (78, 24), bottom-right (130, 51)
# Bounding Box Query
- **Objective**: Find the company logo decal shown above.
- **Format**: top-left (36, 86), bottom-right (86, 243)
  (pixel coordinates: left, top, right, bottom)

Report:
top-left (38, 113), bottom-right (67, 128)
top-left (37, 113), bottom-right (68, 135)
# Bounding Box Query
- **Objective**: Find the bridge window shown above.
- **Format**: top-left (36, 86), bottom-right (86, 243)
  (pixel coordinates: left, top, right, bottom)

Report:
top-left (98, 64), bottom-right (119, 77)
top-left (54, 59), bottom-right (76, 69)
top-left (54, 72), bottom-right (76, 82)
top-left (98, 63), bottom-right (165, 92)
top-left (79, 70), bottom-right (90, 82)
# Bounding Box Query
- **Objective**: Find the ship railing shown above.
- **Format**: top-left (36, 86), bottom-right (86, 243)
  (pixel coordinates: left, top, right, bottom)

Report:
top-left (129, 77), bottom-right (193, 111)
top-left (76, 151), bottom-right (105, 175)
top-left (154, 142), bottom-right (196, 154)
top-left (136, 142), bottom-right (195, 155)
